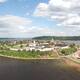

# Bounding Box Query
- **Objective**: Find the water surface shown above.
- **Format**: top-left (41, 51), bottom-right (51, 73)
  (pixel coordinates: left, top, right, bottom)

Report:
top-left (0, 57), bottom-right (80, 80)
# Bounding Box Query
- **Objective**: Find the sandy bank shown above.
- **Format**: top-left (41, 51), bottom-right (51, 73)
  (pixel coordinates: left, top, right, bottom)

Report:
top-left (63, 57), bottom-right (80, 72)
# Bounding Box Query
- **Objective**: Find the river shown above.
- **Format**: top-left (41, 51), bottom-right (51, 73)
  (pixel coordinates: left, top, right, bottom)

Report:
top-left (0, 57), bottom-right (80, 80)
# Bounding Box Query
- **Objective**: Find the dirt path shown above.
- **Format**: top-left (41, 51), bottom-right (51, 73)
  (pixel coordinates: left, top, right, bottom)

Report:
top-left (63, 57), bottom-right (80, 72)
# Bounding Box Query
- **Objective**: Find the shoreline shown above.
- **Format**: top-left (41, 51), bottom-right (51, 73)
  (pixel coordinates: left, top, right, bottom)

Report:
top-left (0, 54), bottom-right (61, 60)
top-left (0, 54), bottom-right (80, 72)
top-left (0, 54), bottom-right (80, 69)
top-left (63, 57), bottom-right (80, 72)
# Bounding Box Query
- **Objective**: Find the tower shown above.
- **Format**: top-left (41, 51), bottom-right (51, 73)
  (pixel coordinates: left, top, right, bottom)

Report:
top-left (51, 38), bottom-right (54, 43)
top-left (33, 40), bottom-right (36, 47)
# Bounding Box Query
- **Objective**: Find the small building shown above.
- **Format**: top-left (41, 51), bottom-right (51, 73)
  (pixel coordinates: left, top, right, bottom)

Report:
top-left (29, 40), bottom-right (36, 47)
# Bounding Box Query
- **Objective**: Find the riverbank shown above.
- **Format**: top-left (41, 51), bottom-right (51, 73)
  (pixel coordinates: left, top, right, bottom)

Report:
top-left (0, 53), bottom-right (80, 71)
top-left (0, 57), bottom-right (79, 80)
top-left (0, 54), bottom-right (60, 60)
top-left (62, 57), bottom-right (80, 72)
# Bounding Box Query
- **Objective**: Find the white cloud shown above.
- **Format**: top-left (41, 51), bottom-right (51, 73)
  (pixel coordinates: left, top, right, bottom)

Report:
top-left (21, 26), bottom-right (53, 37)
top-left (0, 15), bottom-right (31, 26)
top-left (0, 15), bottom-right (32, 37)
top-left (34, 0), bottom-right (80, 34)
top-left (0, 14), bottom-right (74, 37)
top-left (34, 3), bottom-right (49, 17)
top-left (0, 0), bottom-right (6, 3)
top-left (0, 15), bottom-right (56, 37)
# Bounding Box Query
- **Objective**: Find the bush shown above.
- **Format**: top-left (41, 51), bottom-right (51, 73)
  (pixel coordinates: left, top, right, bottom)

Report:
top-left (61, 47), bottom-right (77, 55)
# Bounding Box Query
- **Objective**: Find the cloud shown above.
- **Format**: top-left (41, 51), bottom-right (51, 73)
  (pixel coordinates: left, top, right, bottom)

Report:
top-left (0, 15), bottom-right (75, 37)
top-left (34, 3), bottom-right (49, 17)
top-left (34, 0), bottom-right (80, 30)
top-left (0, 15), bottom-right (56, 37)
top-left (0, 15), bottom-right (32, 37)
top-left (23, 26), bottom-right (69, 37)
top-left (0, 0), bottom-right (6, 3)
top-left (0, 15), bottom-right (31, 26)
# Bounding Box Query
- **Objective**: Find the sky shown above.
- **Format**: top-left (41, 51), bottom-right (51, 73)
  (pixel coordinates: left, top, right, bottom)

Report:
top-left (0, 0), bottom-right (80, 38)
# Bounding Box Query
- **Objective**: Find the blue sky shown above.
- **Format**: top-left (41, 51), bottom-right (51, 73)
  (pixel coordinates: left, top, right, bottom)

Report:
top-left (0, 0), bottom-right (47, 16)
top-left (0, 0), bottom-right (80, 38)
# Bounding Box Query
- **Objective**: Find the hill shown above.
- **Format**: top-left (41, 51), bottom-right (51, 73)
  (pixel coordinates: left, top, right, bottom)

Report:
top-left (33, 36), bottom-right (80, 40)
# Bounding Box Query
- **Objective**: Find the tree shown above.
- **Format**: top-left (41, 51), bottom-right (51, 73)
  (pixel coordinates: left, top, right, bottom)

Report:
top-left (69, 43), bottom-right (75, 48)
top-left (18, 49), bottom-right (21, 52)
top-left (20, 45), bottom-right (23, 48)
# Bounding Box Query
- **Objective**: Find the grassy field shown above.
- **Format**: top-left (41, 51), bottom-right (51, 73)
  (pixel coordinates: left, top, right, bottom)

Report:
top-left (0, 50), bottom-right (59, 59)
